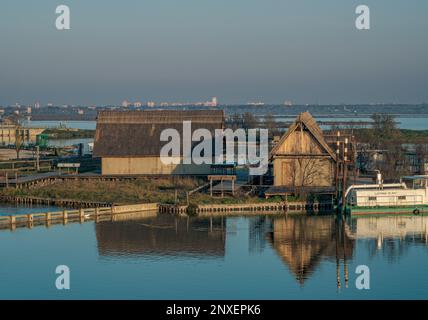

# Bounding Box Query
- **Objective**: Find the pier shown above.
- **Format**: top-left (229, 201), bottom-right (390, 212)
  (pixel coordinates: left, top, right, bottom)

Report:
top-left (195, 201), bottom-right (334, 215)
top-left (0, 203), bottom-right (158, 231)
top-left (0, 195), bottom-right (111, 208)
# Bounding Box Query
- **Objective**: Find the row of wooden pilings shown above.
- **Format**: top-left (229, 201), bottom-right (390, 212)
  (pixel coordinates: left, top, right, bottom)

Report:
top-left (0, 203), bottom-right (159, 231)
top-left (159, 204), bottom-right (189, 215)
top-left (195, 202), bottom-right (333, 214)
top-left (158, 201), bottom-right (334, 215)
top-left (0, 207), bottom-right (114, 231)
top-left (0, 195), bottom-right (112, 208)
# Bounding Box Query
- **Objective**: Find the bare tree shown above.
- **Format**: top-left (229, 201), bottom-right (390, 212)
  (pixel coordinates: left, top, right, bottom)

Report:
top-left (242, 112), bottom-right (258, 130)
top-left (263, 113), bottom-right (280, 139)
top-left (415, 143), bottom-right (428, 174)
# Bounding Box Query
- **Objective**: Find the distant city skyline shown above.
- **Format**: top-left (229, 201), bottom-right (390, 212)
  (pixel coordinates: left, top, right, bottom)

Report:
top-left (1, 1), bottom-right (427, 105)
top-left (3, 99), bottom-right (428, 108)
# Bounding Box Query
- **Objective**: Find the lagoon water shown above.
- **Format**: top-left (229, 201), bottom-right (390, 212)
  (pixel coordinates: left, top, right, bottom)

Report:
top-left (4, 107), bottom-right (428, 299)
top-left (24, 116), bottom-right (428, 131)
top-left (1, 212), bottom-right (427, 300)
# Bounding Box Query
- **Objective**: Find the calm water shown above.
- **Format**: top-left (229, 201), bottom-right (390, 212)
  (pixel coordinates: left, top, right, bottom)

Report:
top-left (25, 120), bottom-right (96, 130)
top-left (0, 211), bottom-right (427, 299)
top-left (0, 204), bottom-right (66, 217)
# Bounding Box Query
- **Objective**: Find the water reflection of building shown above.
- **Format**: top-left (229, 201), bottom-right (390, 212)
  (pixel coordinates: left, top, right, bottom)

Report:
top-left (346, 216), bottom-right (428, 260)
top-left (347, 216), bottom-right (428, 241)
top-left (248, 216), bottom-right (270, 253)
top-left (95, 215), bottom-right (226, 258)
top-left (266, 216), bottom-right (354, 286)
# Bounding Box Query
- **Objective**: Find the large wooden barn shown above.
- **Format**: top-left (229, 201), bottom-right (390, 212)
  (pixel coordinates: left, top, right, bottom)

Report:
top-left (270, 112), bottom-right (337, 188)
top-left (93, 110), bottom-right (225, 175)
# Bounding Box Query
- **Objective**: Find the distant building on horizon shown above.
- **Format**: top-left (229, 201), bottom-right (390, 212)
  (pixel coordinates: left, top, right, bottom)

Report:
top-left (121, 100), bottom-right (129, 108)
top-left (204, 97), bottom-right (218, 107)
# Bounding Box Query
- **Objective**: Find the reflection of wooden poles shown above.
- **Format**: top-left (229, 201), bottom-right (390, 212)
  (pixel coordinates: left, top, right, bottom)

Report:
top-left (342, 218), bottom-right (349, 288)
top-left (335, 219), bottom-right (341, 290)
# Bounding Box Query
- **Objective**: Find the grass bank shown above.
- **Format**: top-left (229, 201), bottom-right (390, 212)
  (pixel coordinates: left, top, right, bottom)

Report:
top-left (42, 128), bottom-right (95, 139)
top-left (0, 178), bottom-right (293, 205)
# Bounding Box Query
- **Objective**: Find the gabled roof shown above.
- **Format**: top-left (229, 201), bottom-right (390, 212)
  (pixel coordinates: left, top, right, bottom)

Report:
top-left (270, 111), bottom-right (337, 161)
top-left (93, 110), bottom-right (225, 157)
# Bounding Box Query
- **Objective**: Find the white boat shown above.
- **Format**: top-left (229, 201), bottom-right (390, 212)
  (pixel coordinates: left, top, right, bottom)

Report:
top-left (345, 172), bottom-right (428, 215)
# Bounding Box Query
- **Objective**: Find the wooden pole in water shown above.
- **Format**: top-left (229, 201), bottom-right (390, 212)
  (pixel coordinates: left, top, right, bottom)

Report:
top-left (63, 210), bottom-right (68, 224)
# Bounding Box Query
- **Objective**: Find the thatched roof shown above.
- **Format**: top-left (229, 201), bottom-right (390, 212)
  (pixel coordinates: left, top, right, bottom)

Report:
top-left (93, 110), bottom-right (225, 157)
top-left (270, 111), bottom-right (337, 161)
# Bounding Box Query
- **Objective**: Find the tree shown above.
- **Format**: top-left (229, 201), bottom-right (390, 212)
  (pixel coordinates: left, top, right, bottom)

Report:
top-left (415, 144), bottom-right (428, 174)
top-left (287, 140), bottom-right (328, 197)
top-left (263, 113), bottom-right (280, 139)
top-left (370, 113), bottom-right (401, 145)
top-left (229, 113), bottom-right (243, 130)
top-left (242, 112), bottom-right (258, 130)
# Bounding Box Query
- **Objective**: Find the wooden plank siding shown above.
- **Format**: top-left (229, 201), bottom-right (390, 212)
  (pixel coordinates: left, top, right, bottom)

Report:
top-left (271, 112), bottom-right (337, 188)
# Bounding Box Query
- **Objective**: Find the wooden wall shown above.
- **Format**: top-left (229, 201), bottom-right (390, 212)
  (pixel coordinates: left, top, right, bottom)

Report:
top-left (273, 127), bottom-right (334, 187)
top-left (101, 157), bottom-right (211, 175)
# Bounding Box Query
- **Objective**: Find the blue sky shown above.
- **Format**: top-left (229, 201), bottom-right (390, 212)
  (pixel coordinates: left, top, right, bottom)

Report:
top-left (0, 0), bottom-right (427, 105)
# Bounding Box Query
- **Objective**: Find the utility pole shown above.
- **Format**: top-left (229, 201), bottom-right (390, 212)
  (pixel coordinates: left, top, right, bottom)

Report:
top-left (36, 146), bottom-right (40, 171)
top-left (341, 138), bottom-right (349, 213)
top-left (335, 131), bottom-right (341, 203)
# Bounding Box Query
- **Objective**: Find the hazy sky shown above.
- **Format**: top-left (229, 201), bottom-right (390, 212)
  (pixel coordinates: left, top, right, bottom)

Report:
top-left (0, 0), bottom-right (427, 105)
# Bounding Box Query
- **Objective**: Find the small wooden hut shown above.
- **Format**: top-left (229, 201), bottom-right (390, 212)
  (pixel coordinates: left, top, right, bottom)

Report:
top-left (270, 112), bottom-right (337, 188)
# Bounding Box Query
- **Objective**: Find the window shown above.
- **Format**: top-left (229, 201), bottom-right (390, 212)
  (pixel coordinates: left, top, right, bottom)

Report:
top-left (398, 196), bottom-right (406, 200)
top-left (369, 197), bottom-right (377, 201)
